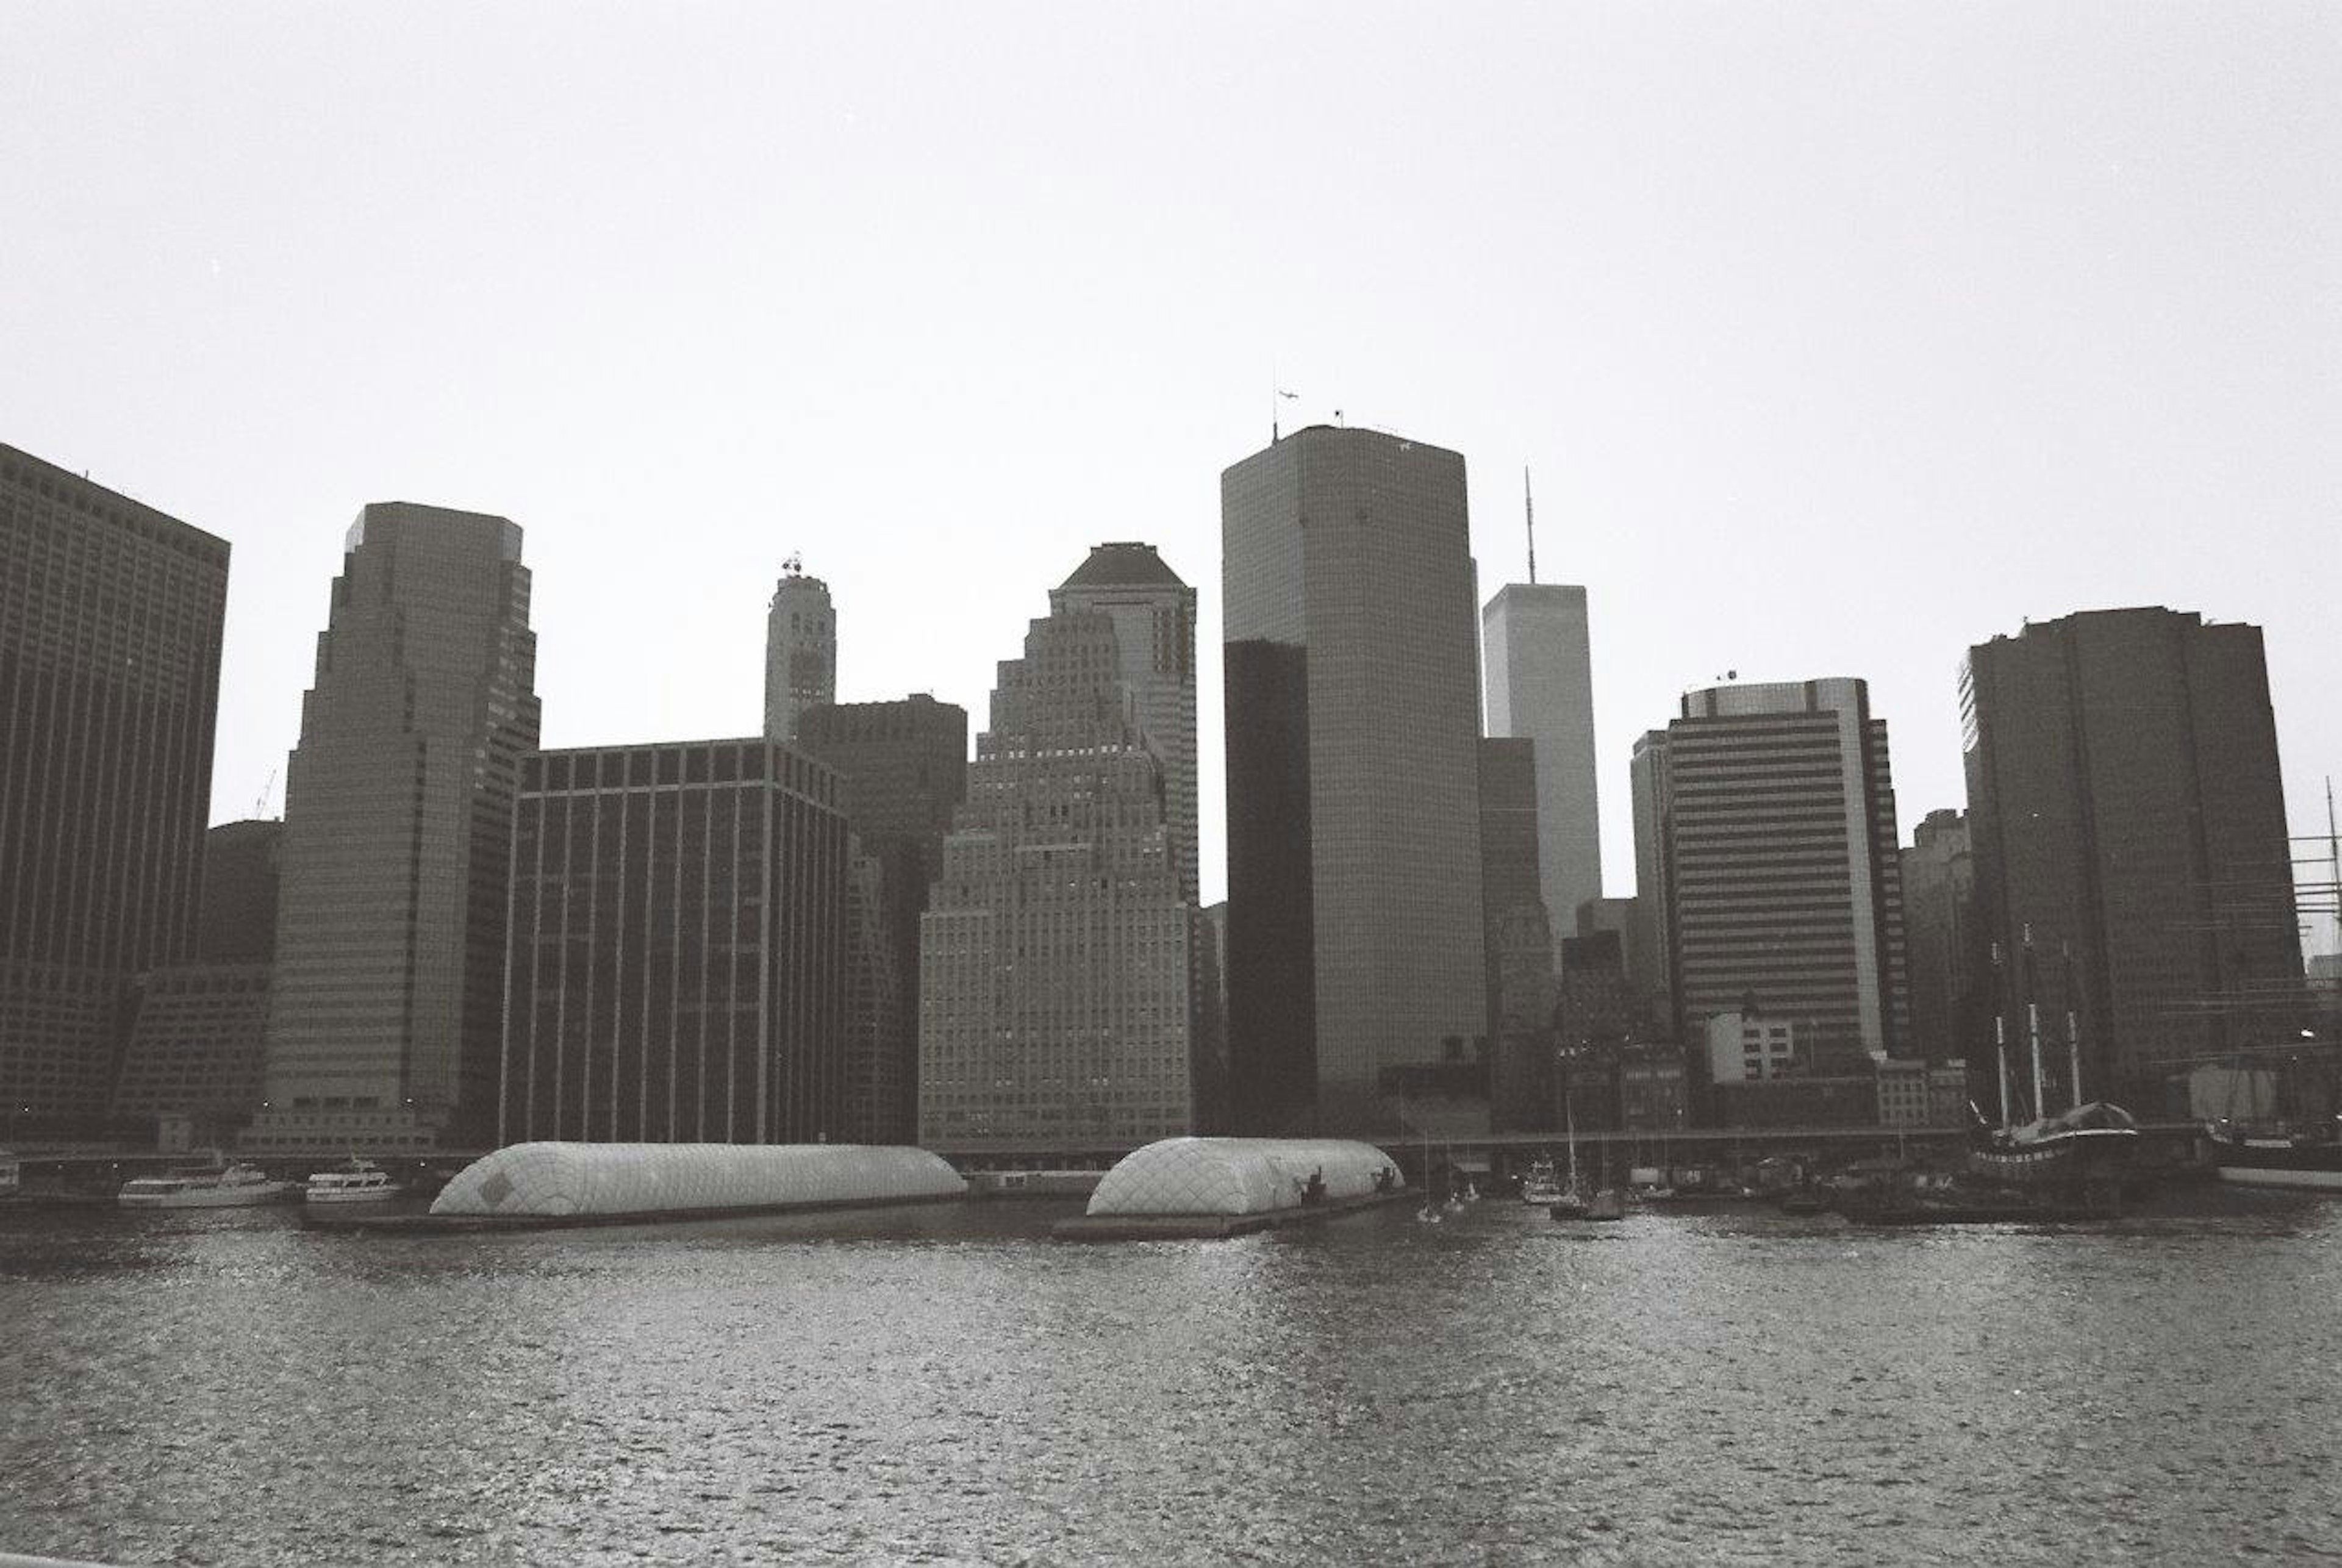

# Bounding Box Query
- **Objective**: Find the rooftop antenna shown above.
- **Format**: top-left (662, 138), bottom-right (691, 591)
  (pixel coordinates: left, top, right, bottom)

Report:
top-left (1271, 363), bottom-right (1297, 444)
top-left (1524, 465), bottom-right (1538, 585)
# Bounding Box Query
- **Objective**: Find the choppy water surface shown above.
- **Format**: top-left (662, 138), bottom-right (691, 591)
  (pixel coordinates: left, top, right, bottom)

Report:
top-left (5, 1192), bottom-right (2341, 1566)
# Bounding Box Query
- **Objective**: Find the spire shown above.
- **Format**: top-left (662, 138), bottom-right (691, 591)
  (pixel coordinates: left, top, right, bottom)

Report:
top-left (1524, 466), bottom-right (1538, 585)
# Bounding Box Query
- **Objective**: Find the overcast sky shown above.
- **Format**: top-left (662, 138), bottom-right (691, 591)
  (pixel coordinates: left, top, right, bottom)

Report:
top-left (5, 2), bottom-right (2336, 947)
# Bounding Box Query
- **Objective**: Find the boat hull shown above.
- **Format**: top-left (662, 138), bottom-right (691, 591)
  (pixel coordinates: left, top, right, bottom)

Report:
top-left (1966, 1128), bottom-right (2138, 1189)
top-left (2207, 1133), bottom-right (2342, 1192)
top-left (304, 1184), bottom-right (408, 1205)
top-left (119, 1184), bottom-right (299, 1209)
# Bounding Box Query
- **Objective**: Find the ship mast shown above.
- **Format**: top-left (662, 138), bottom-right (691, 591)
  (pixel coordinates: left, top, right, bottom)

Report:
top-left (2064, 940), bottom-right (2083, 1111)
top-left (2024, 924), bottom-right (2047, 1120)
top-left (1993, 940), bottom-right (2012, 1128)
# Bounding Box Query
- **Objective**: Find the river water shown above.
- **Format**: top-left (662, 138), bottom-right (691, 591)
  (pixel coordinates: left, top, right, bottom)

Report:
top-left (4, 1190), bottom-right (2340, 1566)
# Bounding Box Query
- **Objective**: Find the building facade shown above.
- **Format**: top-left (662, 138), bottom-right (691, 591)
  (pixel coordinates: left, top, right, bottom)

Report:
top-left (763, 566), bottom-right (836, 743)
top-left (498, 739), bottom-right (851, 1145)
top-left (795, 694), bottom-right (970, 1143)
top-left (1, 444), bottom-right (228, 1133)
top-left (1051, 543), bottom-right (1200, 903)
top-left (1481, 738), bottom-right (1553, 1130)
top-left (1962, 608), bottom-right (2301, 1108)
top-left (108, 965), bottom-right (272, 1137)
top-left (1222, 426), bottom-right (1489, 1134)
top-left (1482, 581), bottom-right (1602, 963)
top-left (1656, 679), bottom-right (1909, 1079)
top-left (1627, 730), bottom-right (1674, 1025)
top-left (919, 610), bottom-right (1195, 1148)
top-left (247, 504), bottom-right (539, 1153)
top-left (1900, 808), bottom-right (1979, 1061)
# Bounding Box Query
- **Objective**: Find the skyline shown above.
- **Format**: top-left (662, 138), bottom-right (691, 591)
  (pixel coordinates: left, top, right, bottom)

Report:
top-left (5, 4), bottom-right (2336, 940)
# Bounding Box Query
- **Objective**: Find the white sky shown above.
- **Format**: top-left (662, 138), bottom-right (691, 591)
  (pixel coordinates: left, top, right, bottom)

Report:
top-left (5, 2), bottom-right (2336, 945)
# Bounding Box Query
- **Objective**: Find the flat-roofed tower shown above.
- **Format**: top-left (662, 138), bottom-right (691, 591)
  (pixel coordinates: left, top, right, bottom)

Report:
top-left (0, 444), bottom-right (227, 1133)
top-left (1222, 425), bottom-right (1488, 1134)
top-left (246, 504), bottom-right (539, 1152)
top-left (1483, 581), bottom-right (1602, 962)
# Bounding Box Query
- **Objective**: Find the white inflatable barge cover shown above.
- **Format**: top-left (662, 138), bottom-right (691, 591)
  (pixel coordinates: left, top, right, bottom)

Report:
top-left (431, 1142), bottom-right (967, 1219)
top-left (1084, 1137), bottom-right (1401, 1217)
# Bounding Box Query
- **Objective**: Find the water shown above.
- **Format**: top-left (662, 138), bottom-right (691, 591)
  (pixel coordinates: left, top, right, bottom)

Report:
top-left (5, 1192), bottom-right (2341, 1566)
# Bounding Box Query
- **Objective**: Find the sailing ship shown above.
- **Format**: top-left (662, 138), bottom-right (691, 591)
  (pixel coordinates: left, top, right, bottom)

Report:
top-left (1968, 929), bottom-right (2139, 1193)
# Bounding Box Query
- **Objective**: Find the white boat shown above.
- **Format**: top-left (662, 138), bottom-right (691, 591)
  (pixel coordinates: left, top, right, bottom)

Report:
top-left (118, 1161), bottom-right (299, 1209)
top-left (1520, 1159), bottom-right (1564, 1206)
top-left (304, 1157), bottom-right (407, 1205)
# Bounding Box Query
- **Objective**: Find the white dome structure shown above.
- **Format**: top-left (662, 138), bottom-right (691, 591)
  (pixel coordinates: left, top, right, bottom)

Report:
top-left (430, 1142), bottom-right (965, 1220)
top-left (1084, 1137), bottom-right (1400, 1218)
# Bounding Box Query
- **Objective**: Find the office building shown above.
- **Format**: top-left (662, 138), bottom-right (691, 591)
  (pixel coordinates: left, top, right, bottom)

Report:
top-left (1, 444), bottom-right (228, 1133)
top-left (1481, 739), bottom-right (1553, 1129)
top-left (1962, 608), bottom-right (2301, 1107)
top-left (763, 565), bottom-right (836, 743)
top-left (796, 694), bottom-right (969, 1142)
top-left (1653, 679), bottom-right (1909, 1078)
top-left (920, 609), bottom-right (1195, 1147)
top-left (1051, 542), bottom-right (1200, 903)
top-left (1223, 426), bottom-right (1488, 1134)
top-left (840, 846), bottom-right (908, 1142)
top-left (1483, 581), bottom-right (1602, 962)
top-left (196, 820), bottom-right (282, 965)
top-left (499, 739), bottom-right (850, 1144)
top-left (1900, 809), bottom-right (1979, 1060)
top-left (1627, 731), bottom-right (1674, 1022)
top-left (246, 504), bottom-right (539, 1153)
top-left (108, 965), bottom-right (272, 1136)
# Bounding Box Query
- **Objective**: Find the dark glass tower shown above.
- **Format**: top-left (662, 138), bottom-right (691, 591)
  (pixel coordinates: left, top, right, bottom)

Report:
top-left (0, 444), bottom-right (227, 1133)
top-left (247, 504), bottom-right (539, 1152)
top-left (1962, 607), bottom-right (2301, 1108)
top-left (1222, 426), bottom-right (1488, 1134)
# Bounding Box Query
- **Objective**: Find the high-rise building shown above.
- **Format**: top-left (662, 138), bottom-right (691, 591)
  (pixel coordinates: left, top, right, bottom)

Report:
top-left (246, 504), bottom-right (539, 1153)
top-left (1962, 608), bottom-right (2300, 1108)
top-left (919, 609), bottom-right (1195, 1148)
top-left (1900, 808), bottom-right (1980, 1061)
top-left (1051, 542), bottom-right (1200, 902)
top-left (796, 694), bottom-right (970, 1142)
top-left (1, 444), bottom-right (227, 1133)
top-left (1480, 738), bottom-right (1553, 1130)
top-left (498, 739), bottom-right (850, 1145)
top-left (763, 566), bottom-right (836, 743)
top-left (1483, 582), bottom-right (1602, 962)
top-left (1222, 426), bottom-right (1488, 1134)
top-left (1627, 730), bottom-right (1674, 1025)
top-left (196, 820), bottom-right (282, 965)
top-left (1655, 679), bottom-right (1909, 1079)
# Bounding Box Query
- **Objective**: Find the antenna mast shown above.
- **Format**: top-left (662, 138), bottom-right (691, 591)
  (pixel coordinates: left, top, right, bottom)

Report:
top-left (1524, 466), bottom-right (1538, 585)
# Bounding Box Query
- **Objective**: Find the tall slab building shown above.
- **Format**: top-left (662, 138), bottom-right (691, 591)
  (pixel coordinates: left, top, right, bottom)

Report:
top-left (498, 740), bottom-right (849, 1145)
top-left (1222, 426), bottom-right (1488, 1134)
top-left (1483, 581), bottom-right (1602, 962)
top-left (919, 609), bottom-right (1195, 1148)
top-left (1050, 542), bottom-right (1200, 902)
top-left (246, 504), bottom-right (539, 1153)
top-left (763, 565), bottom-right (835, 743)
top-left (1652, 679), bottom-right (1909, 1078)
top-left (1961, 608), bottom-right (2300, 1107)
top-left (1, 445), bottom-right (228, 1132)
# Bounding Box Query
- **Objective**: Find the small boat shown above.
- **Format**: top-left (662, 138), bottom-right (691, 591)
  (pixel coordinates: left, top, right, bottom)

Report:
top-left (1547, 1190), bottom-right (1589, 1220)
top-left (118, 1161), bottom-right (299, 1209)
top-left (2204, 1122), bottom-right (2342, 1192)
top-left (1520, 1159), bottom-right (1564, 1206)
top-left (1583, 1187), bottom-right (1626, 1222)
top-left (304, 1156), bottom-right (407, 1205)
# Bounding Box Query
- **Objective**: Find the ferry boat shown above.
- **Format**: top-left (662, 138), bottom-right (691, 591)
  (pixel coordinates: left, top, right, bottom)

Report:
top-left (304, 1157), bottom-right (407, 1205)
top-left (118, 1161), bottom-right (299, 1209)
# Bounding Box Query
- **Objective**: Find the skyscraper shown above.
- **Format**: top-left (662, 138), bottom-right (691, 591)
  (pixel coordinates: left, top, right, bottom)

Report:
top-left (1627, 729), bottom-right (1675, 1025)
top-left (1050, 542), bottom-right (1199, 902)
top-left (1483, 581), bottom-right (1602, 961)
top-left (1962, 608), bottom-right (2299, 1107)
top-left (919, 609), bottom-right (1195, 1147)
top-left (1481, 738), bottom-right (1554, 1130)
top-left (796, 694), bottom-right (970, 1142)
top-left (764, 565), bottom-right (835, 743)
top-left (1222, 426), bottom-right (1488, 1134)
top-left (1900, 807), bottom-right (1979, 1061)
top-left (1655, 679), bottom-right (1908, 1077)
top-left (246, 504), bottom-right (539, 1153)
top-left (498, 739), bottom-right (850, 1145)
top-left (1, 444), bottom-right (227, 1133)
